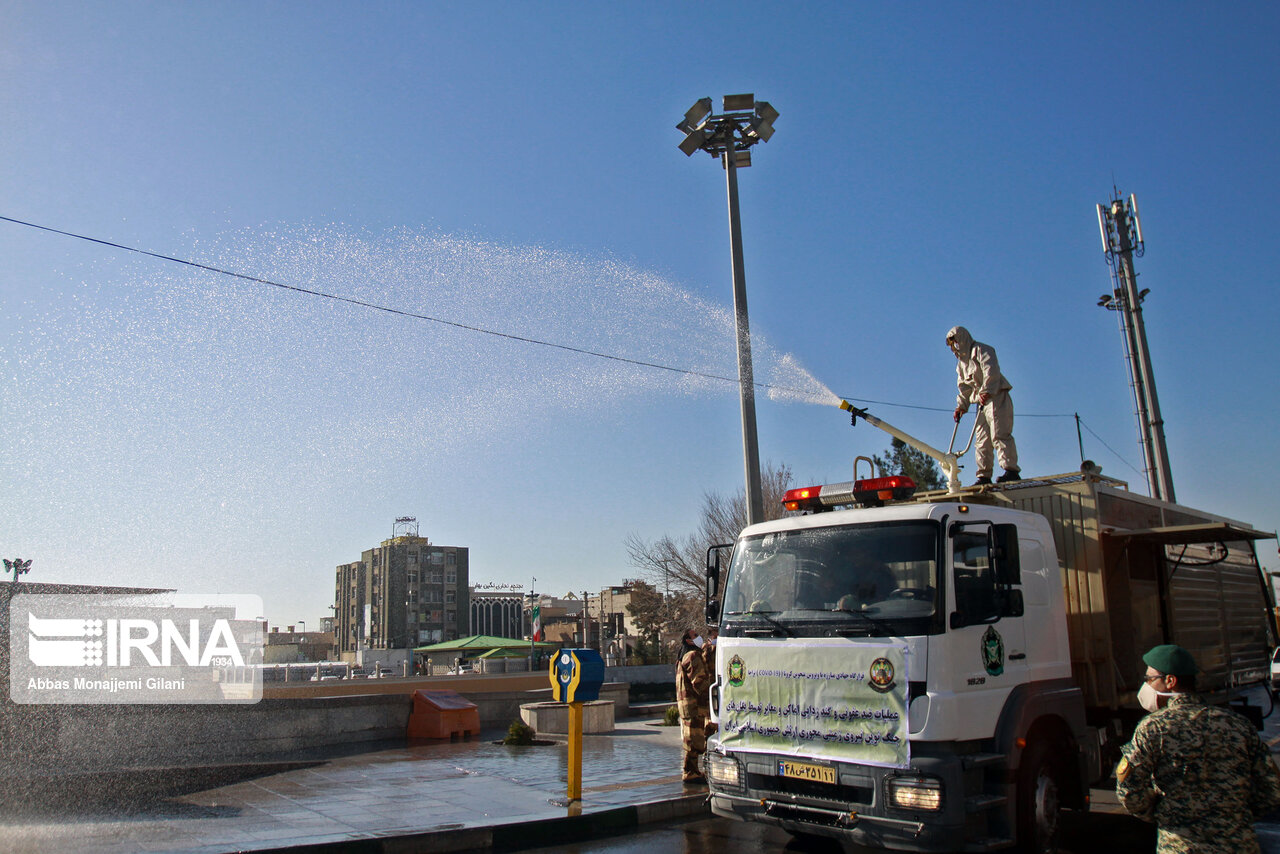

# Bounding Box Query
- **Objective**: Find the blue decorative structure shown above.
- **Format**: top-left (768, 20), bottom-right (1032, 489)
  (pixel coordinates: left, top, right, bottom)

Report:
top-left (549, 648), bottom-right (604, 703)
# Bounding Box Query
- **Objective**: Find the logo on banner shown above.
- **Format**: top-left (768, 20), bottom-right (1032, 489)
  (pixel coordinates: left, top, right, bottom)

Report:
top-left (868, 657), bottom-right (897, 693)
top-left (727, 654), bottom-right (746, 687)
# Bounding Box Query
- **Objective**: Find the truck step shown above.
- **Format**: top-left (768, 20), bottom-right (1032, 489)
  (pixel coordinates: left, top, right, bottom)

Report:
top-left (964, 793), bottom-right (1008, 813)
top-left (961, 752), bottom-right (1006, 771)
top-left (963, 837), bottom-right (1015, 852)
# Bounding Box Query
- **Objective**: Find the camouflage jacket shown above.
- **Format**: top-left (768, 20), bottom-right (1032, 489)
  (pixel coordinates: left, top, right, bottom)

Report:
top-left (676, 647), bottom-right (710, 720)
top-left (1116, 693), bottom-right (1280, 853)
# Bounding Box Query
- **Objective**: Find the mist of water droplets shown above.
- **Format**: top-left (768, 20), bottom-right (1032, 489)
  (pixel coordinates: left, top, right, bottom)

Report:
top-left (1, 224), bottom-right (839, 586)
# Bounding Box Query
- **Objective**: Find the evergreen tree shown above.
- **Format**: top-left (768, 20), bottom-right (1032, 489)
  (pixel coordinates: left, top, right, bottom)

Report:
top-left (872, 438), bottom-right (944, 490)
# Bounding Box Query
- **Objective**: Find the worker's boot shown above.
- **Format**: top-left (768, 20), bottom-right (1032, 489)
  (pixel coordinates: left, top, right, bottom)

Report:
top-left (997, 470), bottom-right (1021, 483)
top-left (973, 476), bottom-right (992, 486)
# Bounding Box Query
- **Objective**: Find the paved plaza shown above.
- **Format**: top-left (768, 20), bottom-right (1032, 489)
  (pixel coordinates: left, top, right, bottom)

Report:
top-left (0, 717), bottom-right (706, 854)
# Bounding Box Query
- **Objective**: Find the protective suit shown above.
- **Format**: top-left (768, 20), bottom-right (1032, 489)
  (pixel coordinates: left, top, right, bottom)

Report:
top-left (946, 326), bottom-right (1019, 483)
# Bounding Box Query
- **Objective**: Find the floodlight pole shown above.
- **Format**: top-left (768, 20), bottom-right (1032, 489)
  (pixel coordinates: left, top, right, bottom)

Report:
top-left (677, 95), bottom-right (778, 527)
top-left (723, 152), bottom-right (765, 526)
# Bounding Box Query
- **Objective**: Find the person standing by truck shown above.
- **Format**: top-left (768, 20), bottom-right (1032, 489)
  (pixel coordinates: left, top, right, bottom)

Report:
top-left (676, 628), bottom-right (710, 783)
top-left (946, 325), bottom-right (1020, 485)
top-left (1116, 644), bottom-right (1280, 852)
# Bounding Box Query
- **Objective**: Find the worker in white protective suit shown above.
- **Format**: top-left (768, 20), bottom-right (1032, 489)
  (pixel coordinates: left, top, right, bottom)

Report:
top-left (946, 326), bottom-right (1020, 486)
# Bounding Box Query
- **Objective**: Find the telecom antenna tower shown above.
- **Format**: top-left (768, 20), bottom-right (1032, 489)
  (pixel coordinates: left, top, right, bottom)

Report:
top-left (1096, 191), bottom-right (1175, 503)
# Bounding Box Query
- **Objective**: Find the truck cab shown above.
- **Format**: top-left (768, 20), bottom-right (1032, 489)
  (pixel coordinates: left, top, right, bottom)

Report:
top-left (706, 481), bottom-right (1097, 852)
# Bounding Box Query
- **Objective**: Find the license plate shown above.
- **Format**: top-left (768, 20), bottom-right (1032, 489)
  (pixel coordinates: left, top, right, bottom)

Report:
top-left (778, 759), bottom-right (836, 784)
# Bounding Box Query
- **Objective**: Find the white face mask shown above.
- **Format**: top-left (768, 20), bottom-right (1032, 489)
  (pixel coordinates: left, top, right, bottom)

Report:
top-left (692, 636), bottom-right (705, 649)
top-left (1138, 681), bottom-right (1173, 713)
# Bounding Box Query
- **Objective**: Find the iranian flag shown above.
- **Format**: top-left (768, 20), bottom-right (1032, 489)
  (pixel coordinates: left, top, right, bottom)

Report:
top-left (531, 605), bottom-right (543, 642)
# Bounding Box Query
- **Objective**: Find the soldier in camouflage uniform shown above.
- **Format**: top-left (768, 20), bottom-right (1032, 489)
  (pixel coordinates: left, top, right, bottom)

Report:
top-left (1116, 644), bottom-right (1280, 852)
top-left (676, 628), bottom-right (710, 782)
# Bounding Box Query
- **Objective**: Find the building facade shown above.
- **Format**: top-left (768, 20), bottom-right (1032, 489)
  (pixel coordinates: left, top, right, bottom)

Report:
top-left (469, 589), bottom-right (526, 640)
top-left (334, 533), bottom-right (469, 656)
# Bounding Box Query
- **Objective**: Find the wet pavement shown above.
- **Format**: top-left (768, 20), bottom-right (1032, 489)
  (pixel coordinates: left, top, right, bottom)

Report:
top-left (0, 716), bottom-right (705, 853)
top-left (6, 702), bottom-right (1280, 853)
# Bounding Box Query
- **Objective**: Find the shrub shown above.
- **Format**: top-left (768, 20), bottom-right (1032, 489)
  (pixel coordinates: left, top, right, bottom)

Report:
top-left (503, 719), bottom-right (536, 745)
top-left (662, 705), bottom-right (680, 726)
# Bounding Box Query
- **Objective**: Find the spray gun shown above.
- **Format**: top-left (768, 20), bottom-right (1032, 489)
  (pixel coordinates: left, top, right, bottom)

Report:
top-left (837, 400), bottom-right (978, 494)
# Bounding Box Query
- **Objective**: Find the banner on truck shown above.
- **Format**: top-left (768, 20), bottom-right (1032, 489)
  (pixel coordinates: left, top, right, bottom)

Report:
top-left (716, 638), bottom-right (909, 768)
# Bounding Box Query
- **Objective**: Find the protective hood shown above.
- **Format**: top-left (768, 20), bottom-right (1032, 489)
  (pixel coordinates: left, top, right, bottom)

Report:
top-left (946, 326), bottom-right (974, 354)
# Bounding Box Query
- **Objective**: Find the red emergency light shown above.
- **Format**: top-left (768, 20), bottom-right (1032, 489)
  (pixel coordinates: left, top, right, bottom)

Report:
top-left (854, 475), bottom-right (917, 507)
top-left (782, 476), bottom-right (917, 513)
top-left (783, 486), bottom-right (823, 512)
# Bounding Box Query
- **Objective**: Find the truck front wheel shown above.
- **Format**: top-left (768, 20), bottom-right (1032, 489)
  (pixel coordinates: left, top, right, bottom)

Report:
top-left (1016, 740), bottom-right (1063, 853)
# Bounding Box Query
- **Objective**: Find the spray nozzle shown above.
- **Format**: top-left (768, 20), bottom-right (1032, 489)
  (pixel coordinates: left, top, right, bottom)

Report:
top-left (838, 399), bottom-right (867, 426)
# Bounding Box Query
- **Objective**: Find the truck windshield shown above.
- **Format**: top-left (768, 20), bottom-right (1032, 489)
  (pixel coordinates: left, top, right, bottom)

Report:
top-left (721, 520), bottom-right (941, 637)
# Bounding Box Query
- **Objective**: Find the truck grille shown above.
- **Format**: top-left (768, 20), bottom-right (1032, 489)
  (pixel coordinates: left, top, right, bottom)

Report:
top-left (746, 772), bottom-right (872, 806)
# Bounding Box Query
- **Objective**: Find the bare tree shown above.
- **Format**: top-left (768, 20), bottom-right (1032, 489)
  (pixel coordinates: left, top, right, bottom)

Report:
top-left (625, 461), bottom-right (792, 656)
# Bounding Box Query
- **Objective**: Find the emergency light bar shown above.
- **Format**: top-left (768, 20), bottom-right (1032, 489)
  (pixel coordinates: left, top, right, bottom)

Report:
top-left (783, 476), bottom-right (917, 512)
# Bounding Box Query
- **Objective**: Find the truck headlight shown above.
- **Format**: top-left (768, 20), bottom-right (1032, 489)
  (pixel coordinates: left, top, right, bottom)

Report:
top-left (707, 753), bottom-right (742, 788)
top-left (886, 776), bottom-right (942, 811)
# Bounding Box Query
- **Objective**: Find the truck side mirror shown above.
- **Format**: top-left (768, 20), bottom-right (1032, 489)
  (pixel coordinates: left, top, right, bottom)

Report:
top-left (706, 544), bottom-right (731, 624)
top-left (992, 524), bottom-right (1021, 586)
top-left (1001, 588), bottom-right (1024, 618)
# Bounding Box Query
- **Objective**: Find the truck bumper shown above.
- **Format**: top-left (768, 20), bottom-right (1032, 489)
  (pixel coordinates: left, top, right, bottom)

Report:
top-left (708, 748), bottom-right (996, 853)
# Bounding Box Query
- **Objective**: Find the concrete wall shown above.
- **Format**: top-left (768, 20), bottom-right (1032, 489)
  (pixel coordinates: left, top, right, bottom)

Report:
top-left (0, 693), bottom-right (411, 774)
top-left (603, 664), bottom-right (674, 685)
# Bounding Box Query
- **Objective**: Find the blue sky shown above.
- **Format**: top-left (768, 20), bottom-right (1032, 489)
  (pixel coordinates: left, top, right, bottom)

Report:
top-left (3, 2), bottom-right (1278, 626)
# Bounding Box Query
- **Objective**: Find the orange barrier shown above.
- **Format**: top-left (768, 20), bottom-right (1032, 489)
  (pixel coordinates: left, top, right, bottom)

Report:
top-left (406, 689), bottom-right (481, 740)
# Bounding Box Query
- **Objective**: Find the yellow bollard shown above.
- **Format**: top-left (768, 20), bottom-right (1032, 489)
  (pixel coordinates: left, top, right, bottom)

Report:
top-left (567, 700), bottom-right (583, 800)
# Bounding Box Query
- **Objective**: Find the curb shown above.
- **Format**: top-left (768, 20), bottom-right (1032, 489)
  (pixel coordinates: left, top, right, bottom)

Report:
top-left (260, 792), bottom-right (711, 853)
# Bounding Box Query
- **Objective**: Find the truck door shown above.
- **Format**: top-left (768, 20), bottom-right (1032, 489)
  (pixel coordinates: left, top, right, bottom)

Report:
top-left (948, 523), bottom-right (1029, 716)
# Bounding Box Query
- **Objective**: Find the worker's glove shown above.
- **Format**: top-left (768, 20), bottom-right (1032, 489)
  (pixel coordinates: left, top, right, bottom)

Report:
top-left (953, 406), bottom-right (966, 422)
top-left (978, 392), bottom-right (991, 406)
top-left (705, 721), bottom-right (718, 736)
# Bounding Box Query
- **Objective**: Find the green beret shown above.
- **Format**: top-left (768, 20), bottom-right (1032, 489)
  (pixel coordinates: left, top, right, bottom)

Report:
top-left (1142, 644), bottom-right (1197, 677)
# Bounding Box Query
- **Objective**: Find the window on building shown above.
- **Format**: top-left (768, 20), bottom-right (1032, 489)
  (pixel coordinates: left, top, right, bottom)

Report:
top-left (446, 610), bottom-right (456, 624)
top-left (446, 553), bottom-right (456, 565)
top-left (445, 590), bottom-right (456, 604)
top-left (446, 569), bottom-right (457, 584)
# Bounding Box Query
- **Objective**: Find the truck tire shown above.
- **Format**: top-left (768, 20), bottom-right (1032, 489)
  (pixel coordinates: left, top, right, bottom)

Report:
top-left (1016, 740), bottom-right (1063, 853)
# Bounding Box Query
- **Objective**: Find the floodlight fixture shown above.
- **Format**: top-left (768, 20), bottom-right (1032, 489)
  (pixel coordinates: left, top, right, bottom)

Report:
top-left (747, 117), bottom-right (775, 142)
top-left (678, 97), bottom-right (713, 134)
top-left (754, 101), bottom-right (779, 124)
top-left (679, 127), bottom-right (710, 157)
top-left (723, 93), bottom-right (755, 111)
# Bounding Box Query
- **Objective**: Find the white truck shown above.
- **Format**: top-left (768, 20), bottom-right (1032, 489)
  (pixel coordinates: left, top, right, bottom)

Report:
top-left (704, 461), bottom-right (1277, 852)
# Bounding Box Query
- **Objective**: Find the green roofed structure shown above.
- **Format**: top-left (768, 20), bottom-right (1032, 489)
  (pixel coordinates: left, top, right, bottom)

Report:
top-left (414, 634), bottom-right (558, 656)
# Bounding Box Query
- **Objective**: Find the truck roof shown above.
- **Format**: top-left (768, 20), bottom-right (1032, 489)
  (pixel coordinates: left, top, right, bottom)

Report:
top-left (764, 470), bottom-right (1275, 543)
